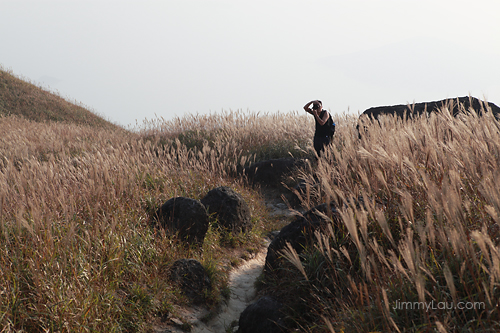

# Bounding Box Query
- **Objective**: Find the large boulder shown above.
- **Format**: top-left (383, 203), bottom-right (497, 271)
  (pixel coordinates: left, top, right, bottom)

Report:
top-left (201, 186), bottom-right (252, 233)
top-left (154, 197), bottom-right (209, 244)
top-left (357, 97), bottom-right (500, 138)
top-left (359, 96), bottom-right (500, 121)
top-left (237, 296), bottom-right (285, 333)
top-left (243, 158), bottom-right (308, 187)
top-left (265, 203), bottom-right (343, 273)
top-left (169, 259), bottom-right (211, 304)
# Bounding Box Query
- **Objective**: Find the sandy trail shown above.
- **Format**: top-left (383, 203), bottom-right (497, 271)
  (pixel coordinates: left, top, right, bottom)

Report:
top-left (193, 246), bottom-right (268, 333)
top-left (153, 243), bottom-right (268, 333)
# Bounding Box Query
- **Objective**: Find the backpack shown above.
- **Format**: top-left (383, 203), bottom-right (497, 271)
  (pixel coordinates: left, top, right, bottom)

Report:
top-left (326, 113), bottom-right (336, 137)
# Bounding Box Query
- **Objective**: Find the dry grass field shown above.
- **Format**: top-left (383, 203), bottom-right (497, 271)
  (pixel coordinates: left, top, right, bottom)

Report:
top-left (0, 110), bottom-right (315, 332)
top-left (2, 68), bottom-right (500, 332)
top-left (267, 104), bottom-right (500, 332)
top-left (0, 70), bottom-right (315, 332)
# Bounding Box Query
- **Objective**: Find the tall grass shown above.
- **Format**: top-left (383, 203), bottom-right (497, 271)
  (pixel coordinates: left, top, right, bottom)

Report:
top-left (276, 104), bottom-right (500, 331)
top-left (0, 108), bottom-right (313, 332)
top-left (6, 98), bottom-right (498, 332)
top-left (137, 110), bottom-right (314, 162)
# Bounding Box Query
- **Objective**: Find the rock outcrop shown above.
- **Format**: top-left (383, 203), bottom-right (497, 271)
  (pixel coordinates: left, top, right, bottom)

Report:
top-left (154, 197), bottom-right (209, 244)
top-left (237, 296), bottom-right (285, 333)
top-left (201, 186), bottom-right (252, 234)
top-left (360, 96), bottom-right (500, 121)
top-left (357, 97), bottom-right (500, 138)
top-left (265, 203), bottom-right (342, 273)
top-left (244, 158), bottom-right (308, 187)
top-left (169, 259), bottom-right (211, 304)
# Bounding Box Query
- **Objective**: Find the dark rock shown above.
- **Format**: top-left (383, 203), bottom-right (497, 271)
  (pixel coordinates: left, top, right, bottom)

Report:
top-left (267, 230), bottom-right (281, 241)
top-left (154, 197), bottom-right (209, 244)
top-left (357, 96), bottom-right (500, 138)
top-left (238, 296), bottom-right (285, 333)
top-left (265, 203), bottom-right (342, 273)
top-left (201, 186), bottom-right (252, 233)
top-left (244, 158), bottom-right (308, 187)
top-left (169, 259), bottom-right (211, 304)
top-left (360, 96), bottom-right (500, 121)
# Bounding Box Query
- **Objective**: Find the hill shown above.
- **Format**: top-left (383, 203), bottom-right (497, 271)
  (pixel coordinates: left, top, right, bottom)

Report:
top-left (0, 68), bottom-right (119, 129)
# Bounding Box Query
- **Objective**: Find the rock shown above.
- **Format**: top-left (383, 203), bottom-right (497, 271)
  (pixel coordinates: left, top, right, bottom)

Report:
top-left (169, 259), bottom-right (211, 304)
top-left (357, 96), bottom-right (500, 138)
top-left (360, 96), bottom-right (500, 121)
top-left (154, 197), bottom-right (209, 244)
top-left (265, 203), bottom-right (342, 273)
top-left (243, 158), bottom-right (308, 187)
top-left (267, 230), bottom-right (281, 241)
top-left (237, 296), bottom-right (285, 333)
top-left (201, 186), bottom-right (252, 233)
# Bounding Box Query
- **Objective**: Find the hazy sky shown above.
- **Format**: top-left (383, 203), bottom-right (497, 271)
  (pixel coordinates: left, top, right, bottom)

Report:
top-left (1, 0), bottom-right (499, 127)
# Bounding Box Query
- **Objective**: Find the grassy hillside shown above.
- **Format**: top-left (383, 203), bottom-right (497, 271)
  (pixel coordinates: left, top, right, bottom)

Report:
top-left (0, 106), bottom-right (313, 332)
top-left (0, 67), bottom-right (119, 129)
top-left (2, 71), bottom-right (499, 332)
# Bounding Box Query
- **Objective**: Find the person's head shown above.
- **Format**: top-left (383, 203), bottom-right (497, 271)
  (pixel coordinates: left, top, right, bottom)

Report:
top-left (312, 100), bottom-right (322, 110)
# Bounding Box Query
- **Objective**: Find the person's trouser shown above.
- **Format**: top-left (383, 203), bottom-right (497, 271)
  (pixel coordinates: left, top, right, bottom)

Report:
top-left (313, 135), bottom-right (331, 157)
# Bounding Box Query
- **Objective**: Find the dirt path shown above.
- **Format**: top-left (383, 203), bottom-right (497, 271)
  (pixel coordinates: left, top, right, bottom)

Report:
top-left (151, 242), bottom-right (268, 333)
top-left (193, 244), bottom-right (268, 333)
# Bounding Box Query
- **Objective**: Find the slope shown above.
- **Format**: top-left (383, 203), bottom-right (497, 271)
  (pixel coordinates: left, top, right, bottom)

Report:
top-left (0, 68), bottom-right (119, 129)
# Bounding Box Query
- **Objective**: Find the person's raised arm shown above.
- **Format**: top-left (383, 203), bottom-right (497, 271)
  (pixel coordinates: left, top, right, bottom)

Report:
top-left (304, 101), bottom-right (314, 114)
top-left (315, 109), bottom-right (329, 126)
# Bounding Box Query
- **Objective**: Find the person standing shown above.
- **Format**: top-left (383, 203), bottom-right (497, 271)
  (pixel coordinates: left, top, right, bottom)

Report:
top-left (303, 100), bottom-right (335, 157)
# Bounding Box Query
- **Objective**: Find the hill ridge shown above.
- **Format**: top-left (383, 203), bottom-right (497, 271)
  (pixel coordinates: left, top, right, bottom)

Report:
top-left (0, 67), bottom-right (119, 129)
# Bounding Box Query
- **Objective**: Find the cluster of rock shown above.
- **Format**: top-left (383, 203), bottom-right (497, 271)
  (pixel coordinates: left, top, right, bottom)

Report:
top-left (158, 157), bottom-right (320, 332)
top-left (154, 186), bottom-right (251, 245)
top-left (154, 186), bottom-right (251, 304)
top-left (154, 155), bottom-right (315, 331)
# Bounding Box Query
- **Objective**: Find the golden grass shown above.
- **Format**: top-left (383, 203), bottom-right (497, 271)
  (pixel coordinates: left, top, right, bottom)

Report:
top-left (3, 92), bottom-right (499, 332)
top-left (137, 110), bottom-right (314, 162)
top-left (0, 108), bottom-right (312, 332)
top-left (277, 104), bottom-right (500, 331)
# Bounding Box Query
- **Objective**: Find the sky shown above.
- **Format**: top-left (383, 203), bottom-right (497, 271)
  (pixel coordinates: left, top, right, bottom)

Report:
top-left (1, 0), bottom-right (499, 127)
